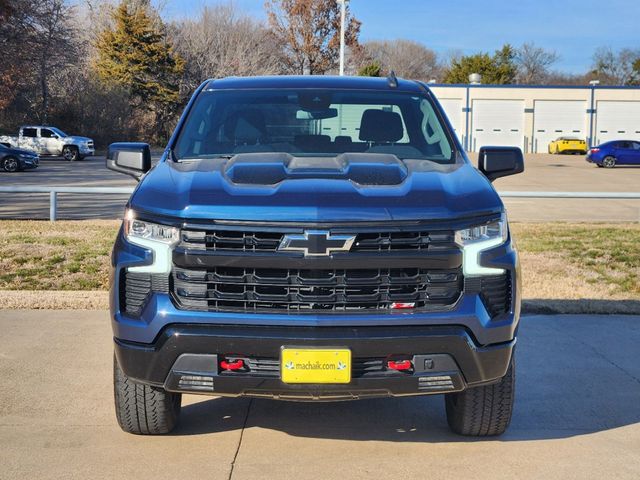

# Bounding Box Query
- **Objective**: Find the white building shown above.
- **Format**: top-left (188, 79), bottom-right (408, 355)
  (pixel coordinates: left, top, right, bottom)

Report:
top-left (429, 84), bottom-right (640, 153)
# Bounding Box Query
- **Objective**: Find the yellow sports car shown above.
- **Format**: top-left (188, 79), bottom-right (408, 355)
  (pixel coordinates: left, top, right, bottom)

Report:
top-left (548, 137), bottom-right (587, 154)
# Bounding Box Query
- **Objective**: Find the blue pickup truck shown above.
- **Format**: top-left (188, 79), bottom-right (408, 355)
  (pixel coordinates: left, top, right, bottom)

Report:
top-left (107, 75), bottom-right (523, 437)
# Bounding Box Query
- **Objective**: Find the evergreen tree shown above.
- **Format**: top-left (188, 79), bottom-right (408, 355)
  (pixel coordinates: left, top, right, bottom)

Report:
top-left (357, 61), bottom-right (382, 77)
top-left (94, 0), bottom-right (184, 130)
top-left (444, 45), bottom-right (517, 84)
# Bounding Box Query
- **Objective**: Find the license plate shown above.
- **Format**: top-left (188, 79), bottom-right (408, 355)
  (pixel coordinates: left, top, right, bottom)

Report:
top-left (281, 348), bottom-right (351, 384)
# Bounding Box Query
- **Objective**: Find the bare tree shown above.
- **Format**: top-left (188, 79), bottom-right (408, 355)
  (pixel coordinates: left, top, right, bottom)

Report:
top-left (542, 71), bottom-right (591, 86)
top-left (171, 4), bottom-right (283, 91)
top-left (0, 0), bottom-right (78, 123)
top-left (591, 47), bottom-right (640, 85)
top-left (0, 0), bottom-right (37, 112)
top-left (363, 39), bottom-right (440, 81)
top-left (515, 43), bottom-right (559, 84)
top-left (32, 0), bottom-right (79, 123)
top-left (265, 0), bottom-right (361, 75)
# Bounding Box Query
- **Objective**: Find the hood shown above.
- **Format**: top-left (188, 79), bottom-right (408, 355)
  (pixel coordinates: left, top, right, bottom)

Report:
top-left (130, 153), bottom-right (503, 223)
top-left (6, 146), bottom-right (38, 157)
top-left (66, 136), bottom-right (93, 143)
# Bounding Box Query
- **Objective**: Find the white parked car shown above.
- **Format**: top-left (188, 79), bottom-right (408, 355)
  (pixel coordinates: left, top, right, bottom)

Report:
top-left (0, 126), bottom-right (95, 161)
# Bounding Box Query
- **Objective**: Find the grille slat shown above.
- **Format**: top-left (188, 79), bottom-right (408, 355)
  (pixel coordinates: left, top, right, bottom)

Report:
top-left (172, 266), bottom-right (462, 313)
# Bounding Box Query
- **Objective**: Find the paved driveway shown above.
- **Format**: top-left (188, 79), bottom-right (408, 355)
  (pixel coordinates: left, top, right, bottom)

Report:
top-left (1, 312), bottom-right (639, 479)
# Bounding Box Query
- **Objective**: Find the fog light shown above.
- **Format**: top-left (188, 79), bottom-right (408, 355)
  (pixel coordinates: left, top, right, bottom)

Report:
top-left (178, 374), bottom-right (214, 391)
top-left (418, 375), bottom-right (454, 391)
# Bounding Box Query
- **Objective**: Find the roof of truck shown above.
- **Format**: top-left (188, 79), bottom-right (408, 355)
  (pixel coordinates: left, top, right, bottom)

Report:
top-left (204, 75), bottom-right (427, 93)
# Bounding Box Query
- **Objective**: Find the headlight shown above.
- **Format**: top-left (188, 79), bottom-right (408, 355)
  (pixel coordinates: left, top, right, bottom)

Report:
top-left (124, 210), bottom-right (179, 274)
top-left (455, 213), bottom-right (508, 276)
top-left (124, 211), bottom-right (179, 245)
top-left (19, 153), bottom-right (32, 159)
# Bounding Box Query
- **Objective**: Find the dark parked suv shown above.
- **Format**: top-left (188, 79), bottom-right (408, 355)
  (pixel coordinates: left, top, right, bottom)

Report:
top-left (107, 75), bottom-right (524, 437)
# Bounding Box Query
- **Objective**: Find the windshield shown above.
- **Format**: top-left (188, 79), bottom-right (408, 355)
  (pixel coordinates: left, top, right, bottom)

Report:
top-left (174, 89), bottom-right (455, 163)
top-left (50, 127), bottom-right (67, 137)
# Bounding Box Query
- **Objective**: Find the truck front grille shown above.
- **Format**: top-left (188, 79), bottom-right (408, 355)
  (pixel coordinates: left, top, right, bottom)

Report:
top-left (171, 266), bottom-right (463, 313)
top-left (180, 228), bottom-right (456, 253)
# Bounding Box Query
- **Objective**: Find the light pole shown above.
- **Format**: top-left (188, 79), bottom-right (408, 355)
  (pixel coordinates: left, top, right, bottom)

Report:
top-left (338, 0), bottom-right (349, 76)
top-left (588, 80), bottom-right (600, 147)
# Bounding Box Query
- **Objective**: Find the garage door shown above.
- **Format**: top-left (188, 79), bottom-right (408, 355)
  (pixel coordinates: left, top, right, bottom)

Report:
top-left (437, 98), bottom-right (464, 145)
top-left (595, 101), bottom-right (640, 145)
top-left (471, 100), bottom-right (524, 151)
top-left (533, 100), bottom-right (587, 153)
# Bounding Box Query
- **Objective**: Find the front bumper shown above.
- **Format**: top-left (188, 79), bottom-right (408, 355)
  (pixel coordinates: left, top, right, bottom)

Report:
top-left (115, 323), bottom-right (515, 399)
top-left (111, 226), bottom-right (520, 399)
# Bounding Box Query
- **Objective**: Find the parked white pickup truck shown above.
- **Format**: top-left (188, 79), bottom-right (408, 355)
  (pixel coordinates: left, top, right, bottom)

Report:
top-left (0, 126), bottom-right (95, 161)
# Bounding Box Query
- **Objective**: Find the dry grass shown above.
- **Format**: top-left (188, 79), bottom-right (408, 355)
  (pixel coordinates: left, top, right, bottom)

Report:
top-left (0, 220), bottom-right (638, 311)
top-left (0, 220), bottom-right (118, 291)
top-left (511, 223), bottom-right (640, 299)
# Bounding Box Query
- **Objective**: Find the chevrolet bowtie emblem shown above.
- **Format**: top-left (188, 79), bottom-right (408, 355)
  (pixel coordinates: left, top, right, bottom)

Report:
top-left (278, 231), bottom-right (356, 256)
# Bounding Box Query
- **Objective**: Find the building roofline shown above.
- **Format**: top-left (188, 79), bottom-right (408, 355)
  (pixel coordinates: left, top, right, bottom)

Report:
top-left (429, 83), bottom-right (640, 90)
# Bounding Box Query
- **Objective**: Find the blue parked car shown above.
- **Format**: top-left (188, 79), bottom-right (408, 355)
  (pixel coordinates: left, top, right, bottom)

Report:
top-left (586, 140), bottom-right (640, 168)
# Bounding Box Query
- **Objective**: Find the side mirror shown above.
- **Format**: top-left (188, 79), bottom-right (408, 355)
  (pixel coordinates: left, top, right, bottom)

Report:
top-left (478, 146), bottom-right (524, 182)
top-left (106, 142), bottom-right (151, 180)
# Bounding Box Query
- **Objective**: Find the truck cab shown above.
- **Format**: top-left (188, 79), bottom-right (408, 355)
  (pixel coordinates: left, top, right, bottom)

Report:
top-left (107, 75), bottom-right (524, 437)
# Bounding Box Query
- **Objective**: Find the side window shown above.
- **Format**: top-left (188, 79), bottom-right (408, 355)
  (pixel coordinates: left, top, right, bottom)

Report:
top-left (419, 99), bottom-right (452, 158)
top-left (40, 128), bottom-right (54, 138)
top-left (618, 141), bottom-right (631, 149)
top-left (632, 142), bottom-right (640, 150)
top-left (22, 128), bottom-right (37, 138)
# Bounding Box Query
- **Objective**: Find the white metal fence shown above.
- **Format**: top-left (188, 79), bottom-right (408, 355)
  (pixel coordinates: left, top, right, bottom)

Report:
top-left (0, 186), bottom-right (639, 222)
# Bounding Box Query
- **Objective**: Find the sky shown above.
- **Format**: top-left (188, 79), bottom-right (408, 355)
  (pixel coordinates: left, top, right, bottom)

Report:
top-left (162, 0), bottom-right (640, 74)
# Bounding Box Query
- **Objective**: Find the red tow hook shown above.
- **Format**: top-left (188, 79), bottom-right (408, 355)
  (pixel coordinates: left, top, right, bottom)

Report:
top-left (387, 359), bottom-right (412, 371)
top-left (220, 359), bottom-right (245, 371)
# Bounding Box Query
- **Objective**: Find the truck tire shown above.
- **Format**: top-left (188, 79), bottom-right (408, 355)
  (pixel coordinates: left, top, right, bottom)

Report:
top-left (2, 156), bottom-right (20, 172)
top-left (62, 145), bottom-right (79, 161)
top-left (113, 354), bottom-right (182, 435)
top-left (445, 356), bottom-right (515, 436)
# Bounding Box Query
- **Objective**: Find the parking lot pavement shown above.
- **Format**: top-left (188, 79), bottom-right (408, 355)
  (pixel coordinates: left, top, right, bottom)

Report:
top-left (0, 153), bottom-right (638, 222)
top-left (1, 311), bottom-right (639, 479)
top-left (0, 156), bottom-right (136, 220)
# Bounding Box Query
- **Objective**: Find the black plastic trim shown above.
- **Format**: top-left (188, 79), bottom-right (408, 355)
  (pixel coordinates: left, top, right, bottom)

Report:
top-left (114, 323), bottom-right (515, 394)
top-left (172, 248), bottom-right (462, 270)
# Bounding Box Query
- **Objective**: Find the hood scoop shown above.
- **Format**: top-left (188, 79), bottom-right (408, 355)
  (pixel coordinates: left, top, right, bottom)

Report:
top-left (224, 152), bottom-right (408, 186)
